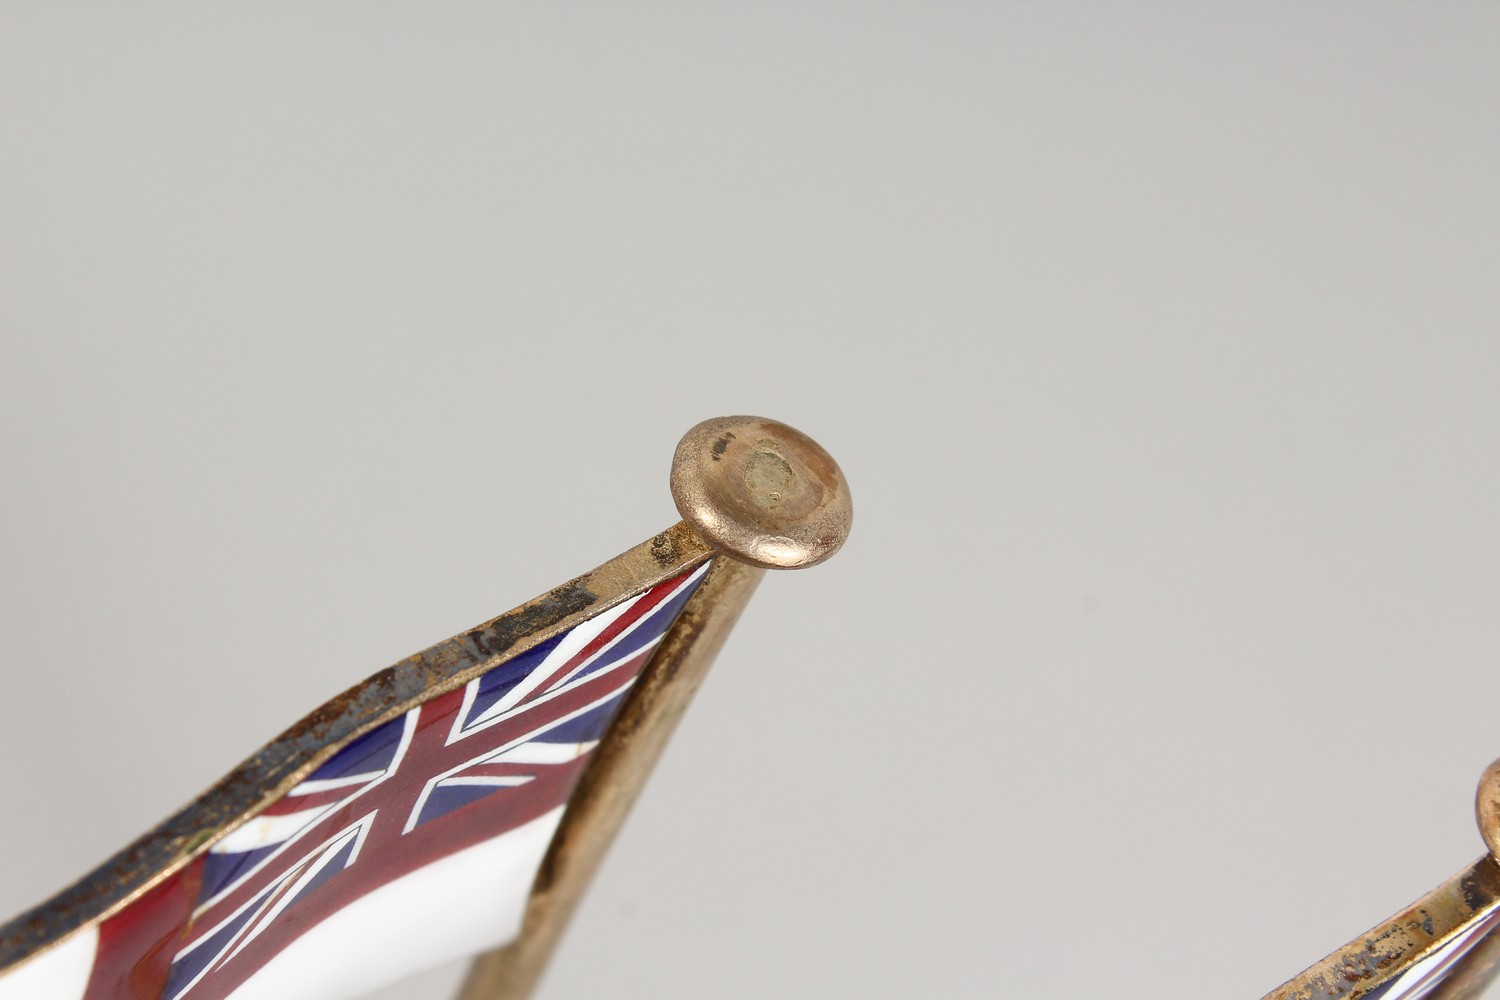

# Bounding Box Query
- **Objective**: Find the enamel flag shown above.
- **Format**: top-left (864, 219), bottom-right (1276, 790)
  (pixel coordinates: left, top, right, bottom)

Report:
top-left (0, 564), bottom-right (708, 1000)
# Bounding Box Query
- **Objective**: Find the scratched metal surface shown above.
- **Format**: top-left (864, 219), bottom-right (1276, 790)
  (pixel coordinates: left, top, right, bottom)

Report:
top-left (0, 523), bottom-right (709, 973)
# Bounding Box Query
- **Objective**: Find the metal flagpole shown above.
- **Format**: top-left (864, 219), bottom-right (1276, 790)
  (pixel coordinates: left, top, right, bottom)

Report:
top-left (458, 416), bottom-right (852, 1000)
top-left (1261, 758), bottom-right (1500, 1000)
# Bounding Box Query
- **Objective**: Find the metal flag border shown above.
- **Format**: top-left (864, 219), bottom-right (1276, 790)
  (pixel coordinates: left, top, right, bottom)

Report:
top-left (1262, 762), bottom-right (1500, 1000)
top-left (0, 415), bottom-right (853, 1000)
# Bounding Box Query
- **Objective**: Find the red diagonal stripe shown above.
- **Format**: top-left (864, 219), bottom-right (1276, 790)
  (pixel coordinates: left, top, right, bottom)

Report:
top-left (186, 660), bottom-right (633, 944)
top-left (521, 570), bottom-right (686, 702)
top-left (83, 858), bottom-right (203, 1000)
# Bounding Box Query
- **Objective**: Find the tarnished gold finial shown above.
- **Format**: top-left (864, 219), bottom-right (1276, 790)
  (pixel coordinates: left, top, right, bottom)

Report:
top-left (1479, 758), bottom-right (1500, 859)
top-left (670, 415), bottom-right (852, 570)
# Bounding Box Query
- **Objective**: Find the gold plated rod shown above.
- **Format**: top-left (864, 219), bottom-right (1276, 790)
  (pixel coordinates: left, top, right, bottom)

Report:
top-left (457, 555), bottom-right (765, 1000)
top-left (459, 415), bottom-right (849, 1000)
top-left (1424, 759), bottom-right (1500, 1000)
top-left (1261, 856), bottom-right (1500, 999)
top-left (1260, 758), bottom-right (1500, 1000)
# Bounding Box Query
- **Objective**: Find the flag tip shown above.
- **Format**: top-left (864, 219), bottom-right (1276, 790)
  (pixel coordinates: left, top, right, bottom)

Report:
top-left (1480, 758), bottom-right (1500, 859)
top-left (670, 415), bottom-right (852, 570)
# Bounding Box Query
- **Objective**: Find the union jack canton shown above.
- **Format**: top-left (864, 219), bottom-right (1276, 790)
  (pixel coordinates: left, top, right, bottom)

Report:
top-left (0, 564), bottom-right (707, 1000)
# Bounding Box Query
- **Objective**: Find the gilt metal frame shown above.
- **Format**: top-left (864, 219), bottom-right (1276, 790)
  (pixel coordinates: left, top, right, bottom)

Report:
top-left (458, 557), bottom-right (765, 999)
top-left (1261, 760), bottom-right (1500, 1000)
top-left (0, 525), bottom-right (713, 975)
top-left (0, 414), bottom-right (852, 1000)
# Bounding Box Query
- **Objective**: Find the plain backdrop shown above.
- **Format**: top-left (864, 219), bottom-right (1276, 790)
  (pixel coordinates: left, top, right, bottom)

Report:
top-left (3, 4), bottom-right (1499, 998)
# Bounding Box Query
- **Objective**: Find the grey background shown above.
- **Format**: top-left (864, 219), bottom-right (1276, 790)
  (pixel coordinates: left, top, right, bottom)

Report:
top-left (3, 5), bottom-right (1498, 998)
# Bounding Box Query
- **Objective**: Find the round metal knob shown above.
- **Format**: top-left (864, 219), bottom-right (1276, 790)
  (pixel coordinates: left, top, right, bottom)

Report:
top-left (670, 415), bottom-right (852, 570)
top-left (1479, 758), bottom-right (1500, 859)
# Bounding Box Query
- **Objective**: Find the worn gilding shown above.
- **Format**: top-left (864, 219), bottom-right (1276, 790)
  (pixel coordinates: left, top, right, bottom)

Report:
top-left (0, 523), bottom-right (713, 975)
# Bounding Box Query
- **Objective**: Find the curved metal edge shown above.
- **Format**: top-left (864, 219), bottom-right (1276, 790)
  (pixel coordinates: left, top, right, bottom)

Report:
top-left (669, 415), bottom-right (853, 570)
top-left (0, 522), bottom-right (714, 975)
top-left (1477, 758), bottom-right (1500, 860)
top-left (1260, 855), bottom-right (1500, 1000)
top-left (456, 556), bottom-right (764, 1000)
